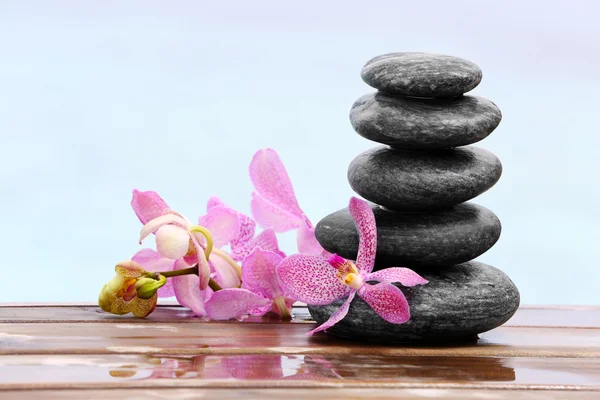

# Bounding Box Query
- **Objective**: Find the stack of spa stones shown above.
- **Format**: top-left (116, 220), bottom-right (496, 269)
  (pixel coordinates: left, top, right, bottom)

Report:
top-left (309, 52), bottom-right (519, 343)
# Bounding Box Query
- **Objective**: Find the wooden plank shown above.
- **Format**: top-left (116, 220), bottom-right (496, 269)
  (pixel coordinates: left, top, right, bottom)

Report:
top-left (0, 306), bottom-right (599, 397)
top-left (1, 322), bottom-right (600, 358)
top-left (2, 305), bottom-right (599, 328)
top-left (1, 388), bottom-right (598, 400)
top-left (0, 354), bottom-right (598, 390)
top-left (0, 305), bottom-right (313, 324)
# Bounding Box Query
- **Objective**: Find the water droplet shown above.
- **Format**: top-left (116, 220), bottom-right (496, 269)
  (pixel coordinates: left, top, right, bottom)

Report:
top-left (202, 316), bottom-right (211, 322)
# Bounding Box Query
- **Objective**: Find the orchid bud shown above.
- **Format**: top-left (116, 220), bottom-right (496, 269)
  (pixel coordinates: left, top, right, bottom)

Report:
top-left (136, 275), bottom-right (167, 299)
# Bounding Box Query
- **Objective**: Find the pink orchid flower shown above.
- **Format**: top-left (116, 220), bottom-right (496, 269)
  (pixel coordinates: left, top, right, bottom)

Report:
top-left (133, 190), bottom-right (215, 291)
top-left (131, 190), bottom-right (287, 319)
top-left (277, 197), bottom-right (428, 336)
top-left (249, 148), bottom-right (325, 255)
top-left (204, 247), bottom-right (294, 320)
top-left (184, 197), bottom-right (289, 320)
top-left (132, 191), bottom-right (240, 303)
top-left (206, 196), bottom-right (285, 262)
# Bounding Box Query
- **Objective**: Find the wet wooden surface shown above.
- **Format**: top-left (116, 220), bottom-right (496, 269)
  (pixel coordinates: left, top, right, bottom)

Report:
top-left (0, 304), bottom-right (598, 399)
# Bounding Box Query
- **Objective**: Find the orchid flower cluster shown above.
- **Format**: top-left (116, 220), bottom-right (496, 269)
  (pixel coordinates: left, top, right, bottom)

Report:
top-left (99, 149), bottom-right (428, 334)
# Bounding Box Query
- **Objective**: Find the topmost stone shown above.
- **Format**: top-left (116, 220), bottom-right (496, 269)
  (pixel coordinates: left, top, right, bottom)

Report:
top-left (361, 52), bottom-right (483, 98)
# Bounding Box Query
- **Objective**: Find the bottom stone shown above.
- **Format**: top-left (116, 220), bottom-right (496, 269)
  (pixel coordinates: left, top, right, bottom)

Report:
top-left (308, 261), bottom-right (519, 343)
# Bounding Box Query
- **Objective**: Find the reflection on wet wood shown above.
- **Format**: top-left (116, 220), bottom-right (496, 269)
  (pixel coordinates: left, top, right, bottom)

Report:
top-left (2, 322), bottom-right (600, 358)
top-left (0, 353), bottom-right (597, 388)
top-left (0, 305), bottom-right (599, 398)
top-left (2, 388), bottom-right (599, 400)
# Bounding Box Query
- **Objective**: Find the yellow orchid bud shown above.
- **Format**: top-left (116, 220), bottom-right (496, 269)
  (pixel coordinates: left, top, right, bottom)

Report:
top-left (136, 275), bottom-right (167, 300)
top-left (135, 277), bottom-right (157, 290)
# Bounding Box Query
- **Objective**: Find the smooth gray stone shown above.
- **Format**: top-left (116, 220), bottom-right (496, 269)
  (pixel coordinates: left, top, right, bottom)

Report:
top-left (350, 93), bottom-right (502, 149)
top-left (315, 202), bottom-right (500, 268)
top-left (348, 146), bottom-right (502, 211)
top-left (361, 52), bottom-right (482, 98)
top-left (308, 261), bottom-right (520, 343)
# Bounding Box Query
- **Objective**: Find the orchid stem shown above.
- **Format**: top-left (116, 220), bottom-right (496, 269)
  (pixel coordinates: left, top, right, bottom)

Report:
top-left (156, 266), bottom-right (222, 292)
top-left (160, 266), bottom-right (198, 278)
top-left (211, 248), bottom-right (243, 279)
top-left (208, 278), bottom-right (222, 292)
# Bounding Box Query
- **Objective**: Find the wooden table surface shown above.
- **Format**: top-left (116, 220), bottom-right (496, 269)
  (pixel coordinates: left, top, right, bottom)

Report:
top-left (0, 304), bottom-right (598, 399)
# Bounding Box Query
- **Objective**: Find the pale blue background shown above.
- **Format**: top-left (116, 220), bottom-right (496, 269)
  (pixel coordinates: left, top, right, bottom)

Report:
top-left (1, 1), bottom-right (598, 304)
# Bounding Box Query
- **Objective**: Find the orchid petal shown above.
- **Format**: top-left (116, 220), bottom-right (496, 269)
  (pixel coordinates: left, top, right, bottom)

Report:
top-left (241, 248), bottom-right (284, 300)
top-left (231, 228), bottom-right (284, 261)
top-left (188, 234), bottom-right (211, 290)
top-left (349, 197), bottom-right (377, 273)
top-left (365, 268), bottom-right (429, 287)
top-left (131, 190), bottom-right (170, 225)
top-left (131, 249), bottom-right (175, 298)
top-left (210, 256), bottom-right (241, 289)
top-left (251, 192), bottom-right (303, 232)
top-left (246, 302), bottom-right (273, 317)
top-left (358, 282), bottom-right (410, 324)
top-left (296, 214), bottom-right (325, 255)
top-left (139, 214), bottom-right (190, 244)
top-left (307, 291), bottom-right (356, 336)
top-left (155, 225), bottom-right (192, 260)
top-left (204, 197), bottom-right (257, 253)
top-left (277, 254), bottom-right (350, 305)
top-left (198, 206), bottom-right (240, 248)
top-left (204, 288), bottom-right (272, 320)
top-left (115, 260), bottom-right (145, 277)
top-left (231, 211), bottom-right (257, 250)
top-left (249, 148), bottom-right (304, 217)
top-left (171, 259), bottom-right (208, 316)
top-left (206, 196), bottom-right (225, 210)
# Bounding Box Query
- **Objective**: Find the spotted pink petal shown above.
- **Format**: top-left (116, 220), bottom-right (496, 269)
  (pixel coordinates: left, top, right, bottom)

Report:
top-left (358, 282), bottom-right (410, 324)
top-left (131, 249), bottom-right (175, 298)
top-left (131, 190), bottom-right (171, 225)
top-left (171, 259), bottom-right (208, 316)
top-left (204, 288), bottom-right (272, 320)
top-left (231, 228), bottom-right (285, 261)
top-left (197, 205), bottom-right (240, 248)
top-left (139, 214), bottom-right (190, 244)
top-left (365, 268), bottom-right (429, 287)
top-left (251, 192), bottom-right (303, 232)
top-left (296, 214), bottom-right (325, 255)
top-left (348, 197), bottom-right (377, 273)
top-left (210, 255), bottom-right (241, 289)
top-left (249, 148), bottom-right (304, 217)
top-left (231, 211), bottom-right (257, 251)
top-left (307, 292), bottom-right (356, 336)
top-left (277, 254), bottom-right (350, 305)
top-left (241, 248), bottom-right (284, 300)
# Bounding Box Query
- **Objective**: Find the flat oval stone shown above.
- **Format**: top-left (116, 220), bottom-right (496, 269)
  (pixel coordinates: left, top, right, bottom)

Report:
top-left (308, 261), bottom-right (519, 343)
top-left (348, 146), bottom-right (502, 211)
top-left (350, 93), bottom-right (502, 149)
top-left (315, 202), bottom-right (500, 268)
top-left (361, 52), bottom-right (482, 98)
